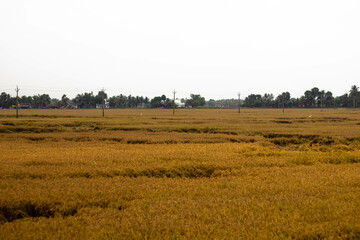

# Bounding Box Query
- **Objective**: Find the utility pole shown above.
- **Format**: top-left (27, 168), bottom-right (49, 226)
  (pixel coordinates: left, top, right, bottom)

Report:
top-left (282, 93), bottom-right (285, 113)
top-left (102, 88), bottom-right (105, 117)
top-left (15, 86), bottom-right (19, 118)
top-left (172, 90), bottom-right (176, 116)
top-left (237, 92), bottom-right (241, 114)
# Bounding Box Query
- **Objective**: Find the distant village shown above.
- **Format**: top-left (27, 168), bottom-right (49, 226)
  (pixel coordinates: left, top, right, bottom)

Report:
top-left (1, 85), bottom-right (359, 109)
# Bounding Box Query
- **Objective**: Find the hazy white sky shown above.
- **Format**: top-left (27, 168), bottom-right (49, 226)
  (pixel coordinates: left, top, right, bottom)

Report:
top-left (1, 0), bottom-right (359, 100)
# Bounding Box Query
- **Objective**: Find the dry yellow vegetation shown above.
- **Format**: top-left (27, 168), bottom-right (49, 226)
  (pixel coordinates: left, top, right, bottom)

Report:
top-left (0, 108), bottom-right (360, 239)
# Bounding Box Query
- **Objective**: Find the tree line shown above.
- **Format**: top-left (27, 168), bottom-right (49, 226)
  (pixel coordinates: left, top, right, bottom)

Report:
top-left (0, 85), bottom-right (358, 109)
top-left (0, 90), bottom-right (207, 109)
top-left (209, 86), bottom-right (359, 108)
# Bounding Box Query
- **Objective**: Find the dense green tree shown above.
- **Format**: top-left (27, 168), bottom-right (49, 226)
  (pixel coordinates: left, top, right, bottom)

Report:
top-left (0, 92), bottom-right (10, 108)
top-left (60, 94), bottom-right (70, 107)
top-left (128, 95), bottom-right (135, 107)
top-left (185, 94), bottom-right (206, 107)
top-left (243, 94), bottom-right (262, 107)
top-left (262, 93), bottom-right (274, 108)
top-left (275, 92), bottom-right (291, 108)
top-left (302, 87), bottom-right (322, 108)
top-left (335, 94), bottom-right (349, 107)
top-left (206, 99), bottom-right (217, 107)
top-left (0, 92), bottom-right (16, 108)
top-left (51, 98), bottom-right (60, 105)
top-left (291, 97), bottom-right (300, 107)
top-left (108, 95), bottom-right (119, 108)
top-left (108, 94), bottom-right (148, 108)
top-left (32, 94), bottom-right (51, 108)
top-left (324, 91), bottom-right (334, 107)
top-left (20, 95), bottom-right (33, 104)
top-left (73, 92), bottom-right (95, 108)
top-left (94, 91), bottom-right (107, 105)
top-left (118, 94), bottom-right (129, 108)
top-left (303, 90), bottom-right (313, 107)
top-left (144, 97), bottom-right (149, 105)
top-left (150, 95), bottom-right (172, 108)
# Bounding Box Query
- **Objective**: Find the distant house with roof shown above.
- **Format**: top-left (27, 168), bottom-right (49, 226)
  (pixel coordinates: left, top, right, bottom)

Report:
top-left (96, 102), bottom-right (110, 109)
top-left (67, 101), bottom-right (81, 109)
top-left (175, 100), bottom-right (185, 108)
top-left (47, 104), bottom-right (59, 109)
top-left (11, 103), bottom-right (31, 109)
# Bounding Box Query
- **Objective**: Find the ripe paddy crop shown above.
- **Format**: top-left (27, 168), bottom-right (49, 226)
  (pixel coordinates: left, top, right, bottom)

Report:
top-left (0, 108), bottom-right (360, 239)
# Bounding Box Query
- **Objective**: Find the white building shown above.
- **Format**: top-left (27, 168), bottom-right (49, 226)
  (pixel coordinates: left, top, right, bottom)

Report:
top-left (175, 100), bottom-right (185, 108)
top-left (96, 102), bottom-right (110, 109)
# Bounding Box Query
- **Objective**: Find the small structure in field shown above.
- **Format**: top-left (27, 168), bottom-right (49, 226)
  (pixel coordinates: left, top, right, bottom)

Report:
top-left (47, 104), bottom-right (59, 109)
top-left (96, 102), bottom-right (110, 109)
top-left (11, 103), bottom-right (32, 109)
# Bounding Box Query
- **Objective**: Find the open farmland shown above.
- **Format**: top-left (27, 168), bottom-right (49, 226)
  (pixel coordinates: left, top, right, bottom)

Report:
top-left (0, 108), bottom-right (360, 239)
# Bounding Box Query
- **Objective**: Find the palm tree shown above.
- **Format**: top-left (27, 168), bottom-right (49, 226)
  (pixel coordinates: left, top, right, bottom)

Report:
top-left (311, 87), bottom-right (320, 107)
top-left (61, 94), bottom-right (69, 107)
top-left (349, 85), bottom-right (359, 108)
top-left (324, 91), bottom-right (334, 107)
